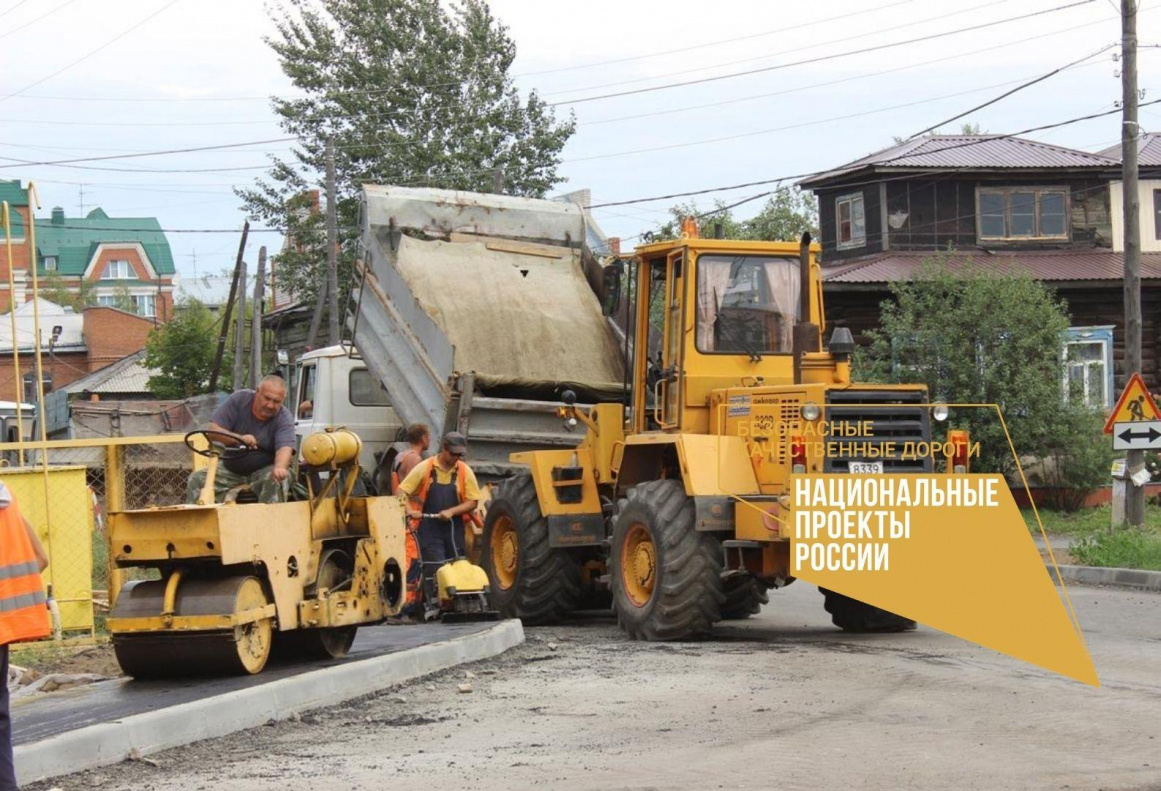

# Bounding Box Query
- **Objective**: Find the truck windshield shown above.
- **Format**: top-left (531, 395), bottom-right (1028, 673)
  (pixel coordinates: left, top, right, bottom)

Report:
top-left (695, 255), bottom-right (800, 355)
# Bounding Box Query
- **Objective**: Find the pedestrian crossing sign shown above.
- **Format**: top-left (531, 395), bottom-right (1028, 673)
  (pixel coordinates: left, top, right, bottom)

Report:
top-left (1103, 371), bottom-right (1161, 434)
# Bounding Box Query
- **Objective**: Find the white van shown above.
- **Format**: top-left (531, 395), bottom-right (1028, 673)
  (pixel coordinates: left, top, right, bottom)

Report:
top-left (293, 345), bottom-right (401, 474)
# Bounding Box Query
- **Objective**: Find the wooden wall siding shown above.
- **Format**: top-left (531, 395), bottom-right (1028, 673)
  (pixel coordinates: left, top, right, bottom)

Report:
top-left (825, 284), bottom-right (1161, 393)
top-left (818, 176), bottom-right (1113, 261)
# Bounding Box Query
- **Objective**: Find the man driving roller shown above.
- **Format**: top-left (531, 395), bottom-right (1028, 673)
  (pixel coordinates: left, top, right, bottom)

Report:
top-left (185, 375), bottom-right (296, 504)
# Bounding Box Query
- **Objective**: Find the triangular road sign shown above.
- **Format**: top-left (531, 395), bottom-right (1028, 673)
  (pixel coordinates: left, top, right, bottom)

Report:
top-left (1103, 371), bottom-right (1161, 434)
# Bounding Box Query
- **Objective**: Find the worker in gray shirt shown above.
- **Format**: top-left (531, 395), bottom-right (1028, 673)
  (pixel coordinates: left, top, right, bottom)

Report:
top-left (185, 375), bottom-right (297, 504)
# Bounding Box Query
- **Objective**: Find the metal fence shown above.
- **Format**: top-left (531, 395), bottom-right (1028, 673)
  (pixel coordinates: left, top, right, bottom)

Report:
top-left (0, 435), bottom-right (193, 639)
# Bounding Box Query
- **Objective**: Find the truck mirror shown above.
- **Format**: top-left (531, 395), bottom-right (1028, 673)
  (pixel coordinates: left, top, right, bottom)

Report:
top-left (601, 261), bottom-right (624, 317)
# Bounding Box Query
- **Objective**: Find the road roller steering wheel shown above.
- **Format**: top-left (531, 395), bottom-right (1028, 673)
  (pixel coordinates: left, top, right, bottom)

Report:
top-left (183, 430), bottom-right (254, 460)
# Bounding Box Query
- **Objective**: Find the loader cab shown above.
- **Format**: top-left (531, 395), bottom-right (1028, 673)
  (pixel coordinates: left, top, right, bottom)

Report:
top-left (624, 235), bottom-right (822, 436)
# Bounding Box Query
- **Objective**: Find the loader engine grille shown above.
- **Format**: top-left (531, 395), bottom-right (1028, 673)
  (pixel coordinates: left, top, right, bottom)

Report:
top-left (823, 390), bottom-right (932, 473)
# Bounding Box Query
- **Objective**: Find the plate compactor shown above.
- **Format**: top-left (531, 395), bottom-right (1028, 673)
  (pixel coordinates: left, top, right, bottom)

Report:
top-left (417, 514), bottom-right (500, 624)
top-left (107, 429), bottom-right (408, 677)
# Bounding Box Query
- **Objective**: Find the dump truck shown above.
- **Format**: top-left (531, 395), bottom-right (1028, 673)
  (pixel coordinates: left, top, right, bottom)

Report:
top-left (312, 186), bottom-right (625, 488)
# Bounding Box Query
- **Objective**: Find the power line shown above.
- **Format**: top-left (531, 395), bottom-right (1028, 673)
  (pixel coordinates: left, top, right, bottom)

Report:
top-left (515, 0), bottom-right (916, 77)
top-left (0, 0), bottom-right (183, 104)
top-left (0, 136), bottom-right (293, 169)
top-left (0, 0), bottom-right (82, 42)
top-left (544, 0), bottom-right (1016, 99)
top-left (905, 43), bottom-right (1117, 139)
top-left (547, 0), bottom-right (1097, 107)
top-left (585, 100), bottom-right (1156, 210)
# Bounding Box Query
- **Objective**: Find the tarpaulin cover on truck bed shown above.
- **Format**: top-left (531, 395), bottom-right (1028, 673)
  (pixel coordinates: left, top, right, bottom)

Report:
top-left (393, 235), bottom-right (625, 390)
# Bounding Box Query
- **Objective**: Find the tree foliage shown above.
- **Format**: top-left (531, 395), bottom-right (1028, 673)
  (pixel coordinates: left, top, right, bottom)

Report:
top-left (144, 298), bottom-right (219, 399)
top-left (40, 273), bottom-right (95, 312)
top-left (238, 0), bottom-right (576, 304)
top-left (648, 186), bottom-right (819, 243)
top-left (859, 261), bottom-right (1107, 489)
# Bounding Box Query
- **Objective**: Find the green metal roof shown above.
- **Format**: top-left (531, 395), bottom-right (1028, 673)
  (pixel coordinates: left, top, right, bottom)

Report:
top-left (34, 207), bottom-right (175, 277)
top-left (0, 181), bottom-right (28, 207)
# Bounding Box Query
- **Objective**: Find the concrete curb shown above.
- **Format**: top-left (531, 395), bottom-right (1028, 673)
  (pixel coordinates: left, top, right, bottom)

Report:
top-left (1047, 564), bottom-right (1161, 592)
top-left (15, 619), bottom-right (524, 786)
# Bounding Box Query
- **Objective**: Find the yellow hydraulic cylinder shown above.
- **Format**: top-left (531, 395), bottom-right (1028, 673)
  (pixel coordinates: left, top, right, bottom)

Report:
top-left (301, 429), bottom-right (362, 468)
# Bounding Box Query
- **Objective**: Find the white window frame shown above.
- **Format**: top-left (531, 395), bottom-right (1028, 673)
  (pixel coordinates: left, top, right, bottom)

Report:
top-left (1062, 326), bottom-right (1114, 410)
top-left (101, 259), bottom-right (133, 280)
top-left (976, 187), bottom-right (1070, 242)
top-left (43, 256), bottom-right (57, 271)
top-left (133, 294), bottom-right (156, 318)
top-left (835, 192), bottom-right (866, 251)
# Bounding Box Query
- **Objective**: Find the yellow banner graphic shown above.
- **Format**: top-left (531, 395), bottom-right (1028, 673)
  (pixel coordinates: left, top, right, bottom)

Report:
top-left (789, 473), bottom-right (1098, 686)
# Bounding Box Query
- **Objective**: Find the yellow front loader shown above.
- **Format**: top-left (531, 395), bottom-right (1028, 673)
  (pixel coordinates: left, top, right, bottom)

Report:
top-left (482, 228), bottom-right (967, 639)
top-left (107, 429), bottom-right (408, 677)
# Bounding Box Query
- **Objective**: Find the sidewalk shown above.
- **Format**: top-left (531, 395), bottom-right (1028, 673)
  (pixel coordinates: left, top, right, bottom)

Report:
top-left (14, 619), bottom-right (524, 785)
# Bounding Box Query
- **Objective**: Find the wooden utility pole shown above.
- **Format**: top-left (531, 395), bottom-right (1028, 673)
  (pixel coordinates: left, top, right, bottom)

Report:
top-left (250, 246), bottom-right (266, 388)
top-left (1123, 0), bottom-right (1144, 526)
top-left (305, 278), bottom-right (327, 351)
top-left (208, 221), bottom-right (248, 391)
top-left (492, 168), bottom-right (503, 194)
top-left (232, 261), bottom-right (247, 391)
top-left (326, 137), bottom-right (340, 346)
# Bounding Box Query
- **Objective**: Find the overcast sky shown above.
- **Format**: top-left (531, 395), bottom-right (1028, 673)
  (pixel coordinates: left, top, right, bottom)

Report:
top-left (0, 0), bottom-right (1155, 301)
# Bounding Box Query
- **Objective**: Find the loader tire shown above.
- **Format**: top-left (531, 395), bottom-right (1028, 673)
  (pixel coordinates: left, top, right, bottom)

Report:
top-left (612, 479), bottom-right (723, 640)
top-left (482, 473), bottom-right (581, 625)
top-left (820, 588), bottom-right (916, 633)
top-left (720, 576), bottom-right (769, 620)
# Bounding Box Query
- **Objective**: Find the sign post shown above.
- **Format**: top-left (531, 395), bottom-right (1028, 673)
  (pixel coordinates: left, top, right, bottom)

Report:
top-left (1105, 372), bottom-right (1159, 527)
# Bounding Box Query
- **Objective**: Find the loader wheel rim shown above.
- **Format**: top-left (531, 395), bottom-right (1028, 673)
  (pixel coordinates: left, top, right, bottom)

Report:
top-left (622, 522), bottom-right (656, 608)
top-left (492, 515), bottom-right (519, 591)
top-left (234, 577), bottom-right (273, 674)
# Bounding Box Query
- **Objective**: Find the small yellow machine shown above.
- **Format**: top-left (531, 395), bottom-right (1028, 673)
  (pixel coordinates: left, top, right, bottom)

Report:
top-left (416, 513), bottom-right (498, 624)
top-left (108, 428), bottom-right (407, 677)
top-left (483, 228), bottom-right (969, 639)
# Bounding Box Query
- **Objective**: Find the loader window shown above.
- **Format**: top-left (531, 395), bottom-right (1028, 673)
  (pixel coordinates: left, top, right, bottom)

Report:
top-left (696, 255), bottom-right (799, 355)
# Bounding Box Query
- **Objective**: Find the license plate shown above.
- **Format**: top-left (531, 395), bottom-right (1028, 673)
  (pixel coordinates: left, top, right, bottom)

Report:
top-left (848, 461), bottom-right (883, 474)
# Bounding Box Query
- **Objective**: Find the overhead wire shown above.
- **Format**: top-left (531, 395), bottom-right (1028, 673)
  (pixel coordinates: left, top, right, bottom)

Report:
top-left (0, 0), bottom-right (82, 42)
top-left (546, 0), bottom-right (1098, 106)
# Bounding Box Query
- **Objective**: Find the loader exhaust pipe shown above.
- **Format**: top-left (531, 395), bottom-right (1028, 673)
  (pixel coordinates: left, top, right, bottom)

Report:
top-left (792, 232), bottom-right (820, 384)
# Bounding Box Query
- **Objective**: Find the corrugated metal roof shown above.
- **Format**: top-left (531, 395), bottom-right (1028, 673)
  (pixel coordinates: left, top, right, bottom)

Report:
top-left (61, 349), bottom-right (157, 395)
top-left (800, 135), bottom-right (1119, 188)
top-left (35, 207), bottom-right (175, 277)
top-left (1099, 133), bottom-right (1161, 167)
top-left (823, 250), bottom-right (1161, 285)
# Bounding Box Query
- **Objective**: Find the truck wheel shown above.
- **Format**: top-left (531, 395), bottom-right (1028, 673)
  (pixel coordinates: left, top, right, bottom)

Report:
top-left (820, 588), bottom-right (916, 632)
top-left (612, 479), bottom-right (723, 640)
top-left (482, 473), bottom-right (581, 625)
top-left (720, 576), bottom-right (769, 620)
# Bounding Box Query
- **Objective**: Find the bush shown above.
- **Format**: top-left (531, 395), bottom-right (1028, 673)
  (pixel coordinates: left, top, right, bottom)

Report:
top-left (1038, 410), bottom-right (1116, 512)
top-left (860, 261), bottom-right (1104, 489)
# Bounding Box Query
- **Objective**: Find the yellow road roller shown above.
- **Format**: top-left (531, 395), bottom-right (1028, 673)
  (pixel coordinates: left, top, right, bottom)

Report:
top-left (107, 428), bottom-right (407, 677)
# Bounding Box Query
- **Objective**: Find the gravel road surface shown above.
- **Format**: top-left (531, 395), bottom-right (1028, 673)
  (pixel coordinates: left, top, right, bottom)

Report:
top-left (31, 581), bottom-right (1161, 791)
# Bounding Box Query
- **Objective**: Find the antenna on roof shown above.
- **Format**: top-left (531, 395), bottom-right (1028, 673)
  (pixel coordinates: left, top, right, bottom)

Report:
top-left (77, 184), bottom-right (86, 216)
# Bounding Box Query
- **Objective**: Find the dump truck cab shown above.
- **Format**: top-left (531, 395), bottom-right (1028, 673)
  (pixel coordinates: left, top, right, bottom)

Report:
top-left (483, 227), bottom-right (953, 639)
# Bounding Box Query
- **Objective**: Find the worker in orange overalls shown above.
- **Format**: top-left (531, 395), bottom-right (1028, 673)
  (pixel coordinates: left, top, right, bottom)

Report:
top-left (0, 479), bottom-right (49, 791)
top-left (391, 424), bottom-right (430, 617)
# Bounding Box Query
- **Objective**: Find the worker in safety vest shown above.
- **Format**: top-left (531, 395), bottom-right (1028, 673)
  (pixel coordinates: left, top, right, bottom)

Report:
top-left (397, 431), bottom-right (481, 572)
top-left (390, 423), bottom-right (429, 614)
top-left (0, 480), bottom-right (49, 791)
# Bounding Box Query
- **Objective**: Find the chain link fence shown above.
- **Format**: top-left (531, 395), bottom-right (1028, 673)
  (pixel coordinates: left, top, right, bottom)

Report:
top-left (0, 436), bottom-right (192, 639)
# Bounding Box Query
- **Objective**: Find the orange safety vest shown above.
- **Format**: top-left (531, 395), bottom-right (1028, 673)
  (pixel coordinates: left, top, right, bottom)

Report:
top-left (408, 458), bottom-right (483, 529)
top-left (0, 496), bottom-right (50, 646)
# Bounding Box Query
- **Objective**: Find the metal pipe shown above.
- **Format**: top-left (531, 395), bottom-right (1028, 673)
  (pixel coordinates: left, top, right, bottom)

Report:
top-left (161, 568), bottom-right (184, 626)
top-left (798, 232), bottom-right (812, 323)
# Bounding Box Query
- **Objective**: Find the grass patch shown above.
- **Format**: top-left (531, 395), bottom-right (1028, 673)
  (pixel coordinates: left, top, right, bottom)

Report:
top-left (1022, 505), bottom-right (1118, 536)
top-left (1072, 528), bottom-right (1161, 571)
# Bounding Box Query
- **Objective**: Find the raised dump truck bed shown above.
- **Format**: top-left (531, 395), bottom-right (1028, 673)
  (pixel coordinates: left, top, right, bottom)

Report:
top-left (351, 185), bottom-right (625, 481)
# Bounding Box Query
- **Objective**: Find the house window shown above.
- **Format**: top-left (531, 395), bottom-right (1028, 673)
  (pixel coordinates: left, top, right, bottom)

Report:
top-left (836, 192), bottom-right (866, 250)
top-left (100, 260), bottom-right (132, 279)
top-left (133, 294), bottom-right (156, 317)
top-left (22, 372), bottom-right (52, 403)
top-left (95, 295), bottom-right (117, 307)
top-left (1153, 189), bottom-right (1161, 240)
top-left (43, 256), bottom-right (57, 271)
top-left (1063, 327), bottom-right (1114, 409)
top-left (977, 187), bottom-right (1069, 241)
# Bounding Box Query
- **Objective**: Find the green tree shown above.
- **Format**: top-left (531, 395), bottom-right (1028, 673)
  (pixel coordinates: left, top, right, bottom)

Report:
top-left (109, 282), bottom-right (135, 314)
top-left (144, 298), bottom-right (218, 398)
top-left (40, 272), bottom-right (95, 312)
top-left (649, 186), bottom-right (818, 242)
top-left (238, 0), bottom-right (576, 304)
top-left (859, 261), bottom-right (1108, 489)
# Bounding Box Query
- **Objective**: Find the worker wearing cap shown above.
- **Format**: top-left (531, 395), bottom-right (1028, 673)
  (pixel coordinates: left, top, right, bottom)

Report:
top-left (0, 479), bottom-right (49, 791)
top-left (396, 431), bottom-right (480, 569)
